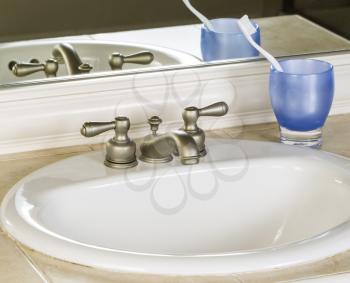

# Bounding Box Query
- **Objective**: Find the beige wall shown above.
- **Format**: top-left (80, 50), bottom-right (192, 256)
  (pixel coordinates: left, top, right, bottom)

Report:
top-left (0, 0), bottom-right (282, 42)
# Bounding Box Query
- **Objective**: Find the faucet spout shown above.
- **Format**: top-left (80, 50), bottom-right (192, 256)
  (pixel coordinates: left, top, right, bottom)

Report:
top-left (140, 130), bottom-right (200, 165)
top-left (52, 43), bottom-right (92, 75)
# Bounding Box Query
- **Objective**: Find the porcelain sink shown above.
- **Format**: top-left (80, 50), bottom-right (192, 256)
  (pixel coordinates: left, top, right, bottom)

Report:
top-left (2, 139), bottom-right (350, 275)
top-left (0, 40), bottom-right (200, 84)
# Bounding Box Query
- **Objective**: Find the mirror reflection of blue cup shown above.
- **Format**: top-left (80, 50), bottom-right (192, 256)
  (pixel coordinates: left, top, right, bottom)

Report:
top-left (269, 59), bottom-right (334, 148)
top-left (201, 18), bottom-right (260, 62)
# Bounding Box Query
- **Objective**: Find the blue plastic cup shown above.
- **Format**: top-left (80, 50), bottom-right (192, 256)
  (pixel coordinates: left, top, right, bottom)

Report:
top-left (269, 59), bottom-right (334, 148)
top-left (201, 18), bottom-right (260, 62)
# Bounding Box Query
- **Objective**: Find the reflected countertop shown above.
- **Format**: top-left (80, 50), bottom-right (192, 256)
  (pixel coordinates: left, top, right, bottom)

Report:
top-left (90, 15), bottom-right (350, 60)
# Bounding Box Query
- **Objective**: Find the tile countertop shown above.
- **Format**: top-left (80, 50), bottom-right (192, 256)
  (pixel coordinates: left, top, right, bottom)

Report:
top-left (1, 114), bottom-right (350, 283)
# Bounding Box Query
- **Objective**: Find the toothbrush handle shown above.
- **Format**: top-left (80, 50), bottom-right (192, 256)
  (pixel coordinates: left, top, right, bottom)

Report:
top-left (182, 0), bottom-right (214, 31)
top-left (238, 20), bottom-right (283, 72)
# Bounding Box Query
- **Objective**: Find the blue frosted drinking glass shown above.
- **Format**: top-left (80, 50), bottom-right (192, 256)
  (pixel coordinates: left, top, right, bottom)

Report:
top-left (201, 18), bottom-right (260, 62)
top-left (269, 59), bottom-right (334, 148)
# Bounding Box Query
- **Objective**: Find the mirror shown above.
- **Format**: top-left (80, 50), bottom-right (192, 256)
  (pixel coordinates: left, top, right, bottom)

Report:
top-left (1, 0), bottom-right (349, 87)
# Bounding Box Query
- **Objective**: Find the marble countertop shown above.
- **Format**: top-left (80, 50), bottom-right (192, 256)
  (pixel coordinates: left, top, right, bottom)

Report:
top-left (90, 15), bottom-right (350, 60)
top-left (1, 114), bottom-right (350, 283)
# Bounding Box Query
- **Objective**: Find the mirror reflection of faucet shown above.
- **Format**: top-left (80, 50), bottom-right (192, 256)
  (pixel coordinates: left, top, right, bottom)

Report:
top-left (52, 43), bottom-right (93, 75)
top-left (109, 51), bottom-right (154, 70)
top-left (8, 43), bottom-right (155, 78)
top-left (8, 42), bottom-right (93, 78)
top-left (8, 58), bottom-right (59, 78)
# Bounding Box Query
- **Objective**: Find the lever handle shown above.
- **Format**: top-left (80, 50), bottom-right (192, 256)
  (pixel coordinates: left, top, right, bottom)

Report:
top-left (123, 51), bottom-right (154, 64)
top-left (198, 102), bottom-right (229, 117)
top-left (10, 62), bottom-right (45, 77)
top-left (182, 101), bottom-right (229, 131)
top-left (81, 121), bottom-right (115, 137)
top-left (109, 51), bottom-right (154, 70)
top-left (81, 117), bottom-right (136, 168)
top-left (9, 59), bottom-right (58, 78)
top-left (80, 117), bottom-right (132, 140)
top-left (181, 102), bottom-right (229, 157)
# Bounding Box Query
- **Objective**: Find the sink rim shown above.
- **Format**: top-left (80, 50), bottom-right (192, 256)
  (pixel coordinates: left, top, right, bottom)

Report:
top-left (2, 139), bottom-right (350, 276)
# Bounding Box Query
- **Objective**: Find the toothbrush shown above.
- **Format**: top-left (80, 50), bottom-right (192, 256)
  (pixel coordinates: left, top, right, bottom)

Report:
top-left (182, 0), bottom-right (215, 31)
top-left (238, 15), bottom-right (284, 72)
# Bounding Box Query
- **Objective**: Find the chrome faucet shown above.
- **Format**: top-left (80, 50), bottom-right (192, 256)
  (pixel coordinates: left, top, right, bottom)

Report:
top-left (139, 116), bottom-right (200, 165)
top-left (52, 43), bottom-right (92, 75)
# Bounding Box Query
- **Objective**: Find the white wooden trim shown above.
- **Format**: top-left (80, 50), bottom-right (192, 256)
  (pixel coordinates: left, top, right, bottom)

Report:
top-left (1, 52), bottom-right (349, 154)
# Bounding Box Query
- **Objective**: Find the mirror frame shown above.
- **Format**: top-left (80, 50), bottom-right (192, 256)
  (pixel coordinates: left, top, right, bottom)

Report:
top-left (1, 49), bottom-right (349, 90)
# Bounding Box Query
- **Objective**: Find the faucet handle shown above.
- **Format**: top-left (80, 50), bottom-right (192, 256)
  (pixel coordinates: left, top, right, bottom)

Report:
top-left (147, 116), bottom-right (162, 135)
top-left (109, 51), bottom-right (154, 70)
top-left (80, 121), bottom-right (116, 137)
top-left (182, 102), bottom-right (229, 132)
top-left (198, 102), bottom-right (229, 117)
top-left (9, 58), bottom-right (59, 78)
top-left (181, 102), bottom-right (229, 157)
top-left (81, 117), bottom-right (137, 169)
top-left (81, 117), bottom-right (133, 140)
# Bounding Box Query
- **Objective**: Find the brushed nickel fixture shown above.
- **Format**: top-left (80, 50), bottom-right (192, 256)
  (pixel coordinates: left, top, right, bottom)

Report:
top-left (81, 116), bottom-right (137, 169)
top-left (9, 58), bottom-right (59, 78)
top-left (80, 102), bottom-right (227, 169)
top-left (140, 116), bottom-right (199, 165)
top-left (109, 51), bottom-right (154, 70)
top-left (52, 43), bottom-right (93, 75)
top-left (180, 102), bottom-right (229, 157)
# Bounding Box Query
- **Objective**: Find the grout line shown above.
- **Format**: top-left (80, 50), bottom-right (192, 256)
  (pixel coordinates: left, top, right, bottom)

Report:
top-left (0, 147), bottom-right (93, 162)
top-left (15, 243), bottom-right (52, 283)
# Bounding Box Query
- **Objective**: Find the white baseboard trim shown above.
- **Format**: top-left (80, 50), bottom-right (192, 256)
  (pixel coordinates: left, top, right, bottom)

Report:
top-left (1, 52), bottom-right (349, 154)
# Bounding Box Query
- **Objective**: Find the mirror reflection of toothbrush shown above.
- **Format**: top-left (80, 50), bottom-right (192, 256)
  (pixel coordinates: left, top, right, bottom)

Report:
top-left (182, 0), bottom-right (215, 32)
top-left (238, 15), bottom-right (284, 72)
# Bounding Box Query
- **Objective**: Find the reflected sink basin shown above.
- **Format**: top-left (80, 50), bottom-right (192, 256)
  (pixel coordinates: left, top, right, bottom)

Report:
top-left (0, 40), bottom-right (200, 84)
top-left (2, 139), bottom-right (350, 275)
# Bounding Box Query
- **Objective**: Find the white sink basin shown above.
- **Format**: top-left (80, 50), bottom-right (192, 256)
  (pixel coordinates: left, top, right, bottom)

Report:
top-left (0, 40), bottom-right (200, 84)
top-left (2, 139), bottom-right (350, 275)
